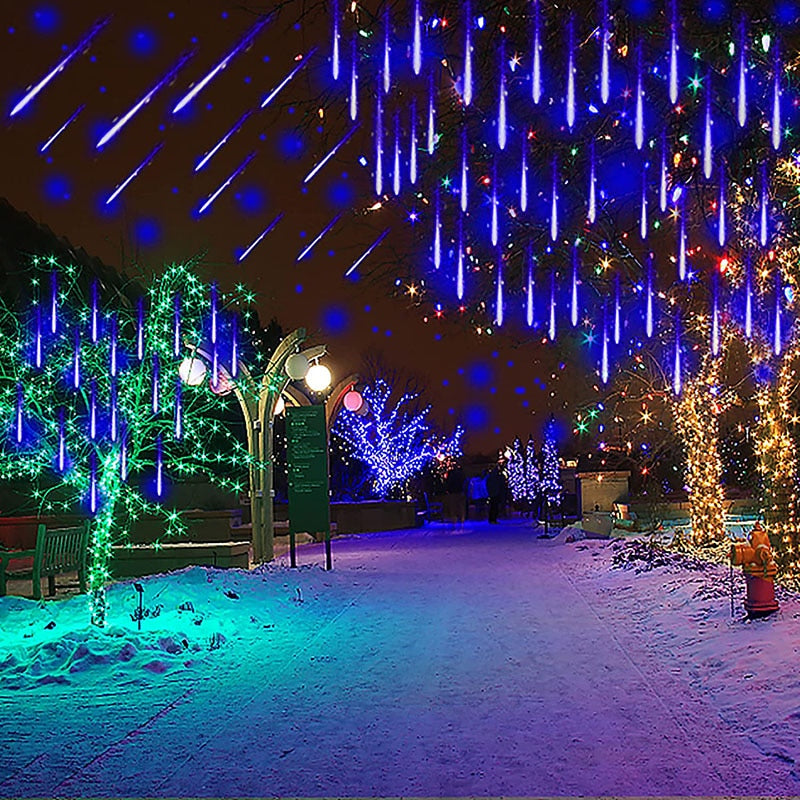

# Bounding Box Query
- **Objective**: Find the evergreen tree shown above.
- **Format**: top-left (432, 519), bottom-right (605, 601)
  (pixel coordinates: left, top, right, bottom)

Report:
top-left (524, 436), bottom-right (540, 505)
top-left (541, 415), bottom-right (562, 506)
top-left (506, 436), bottom-right (525, 503)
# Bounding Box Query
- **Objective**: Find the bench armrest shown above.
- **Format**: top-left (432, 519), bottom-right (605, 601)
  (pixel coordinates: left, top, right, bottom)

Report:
top-left (0, 548), bottom-right (36, 566)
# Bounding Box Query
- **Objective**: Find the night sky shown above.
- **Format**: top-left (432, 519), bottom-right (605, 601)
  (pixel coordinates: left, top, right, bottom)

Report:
top-left (0, 0), bottom-right (589, 455)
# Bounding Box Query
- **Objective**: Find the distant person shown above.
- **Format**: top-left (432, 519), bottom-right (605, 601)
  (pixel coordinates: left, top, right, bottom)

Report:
top-left (486, 465), bottom-right (505, 524)
top-left (469, 474), bottom-right (488, 520)
top-left (444, 464), bottom-right (467, 523)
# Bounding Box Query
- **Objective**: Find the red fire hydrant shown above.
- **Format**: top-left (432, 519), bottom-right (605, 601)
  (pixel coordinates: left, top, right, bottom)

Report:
top-left (730, 522), bottom-right (779, 617)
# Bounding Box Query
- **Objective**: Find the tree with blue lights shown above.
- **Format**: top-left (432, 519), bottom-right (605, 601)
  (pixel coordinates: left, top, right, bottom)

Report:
top-left (0, 257), bottom-right (254, 625)
top-left (541, 416), bottom-right (562, 508)
top-left (524, 436), bottom-right (540, 508)
top-left (332, 379), bottom-right (462, 499)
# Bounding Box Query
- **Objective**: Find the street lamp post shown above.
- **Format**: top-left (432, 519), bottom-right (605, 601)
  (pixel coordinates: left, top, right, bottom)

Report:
top-left (181, 327), bottom-right (329, 563)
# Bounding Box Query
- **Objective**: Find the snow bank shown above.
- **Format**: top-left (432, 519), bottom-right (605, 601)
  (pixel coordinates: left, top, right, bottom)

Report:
top-left (0, 563), bottom-right (304, 690)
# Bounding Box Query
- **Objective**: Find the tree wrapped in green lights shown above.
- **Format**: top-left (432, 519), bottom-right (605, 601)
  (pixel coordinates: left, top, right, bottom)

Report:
top-left (0, 257), bottom-right (255, 626)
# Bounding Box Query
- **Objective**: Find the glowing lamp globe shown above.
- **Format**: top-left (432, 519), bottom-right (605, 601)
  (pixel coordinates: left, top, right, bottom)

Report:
top-left (179, 357), bottom-right (207, 386)
top-left (343, 390), bottom-right (363, 412)
top-left (305, 363), bottom-right (332, 392)
top-left (285, 353), bottom-right (309, 380)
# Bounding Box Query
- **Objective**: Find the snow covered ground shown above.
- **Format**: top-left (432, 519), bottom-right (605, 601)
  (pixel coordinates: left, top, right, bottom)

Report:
top-left (2, 519), bottom-right (800, 796)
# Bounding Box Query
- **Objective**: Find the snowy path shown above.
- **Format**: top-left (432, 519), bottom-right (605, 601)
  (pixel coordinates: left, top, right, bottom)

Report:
top-left (2, 521), bottom-right (798, 796)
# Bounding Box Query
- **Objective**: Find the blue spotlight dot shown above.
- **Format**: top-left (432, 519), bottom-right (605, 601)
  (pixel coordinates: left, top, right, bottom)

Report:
top-left (299, 231), bottom-right (307, 238)
top-left (507, 360), bottom-right (514, 367)
top-left (8, 27), bottom-right (15, 34)
top-left (702, 0), bottom-right (727, 19)
top-left (364, 305), bottom-right (371, 312)
top-left (32, 6), bottom-right (60, 34)
top-left (442, 379), bottom-right (450, 386)
top-left (221, 10), bottom-right (228, 18)
top-left (372, 326), bottom-right (379, 333)
top-left (493, 427), bottom-right (501, 435)
top-left (278, 130), bottom-right (304, 159)
top-left (130, 28), bottom-right (157, 56)
top-left (316, 126), bottom-right (323, 133)
top-left (259, 133), bottom-right (267, 141)
top-left (434, 333), bottom-right (442, 341)
top-left (235, 186), bottom-right (265, 215)
top-left (205, 102), bottom-right (213, 110)
top-left (327, 250), bottom-right (335, 257)
top-left (514, 386), bottom-right (526, 395)
top-left (522, 401), bottom-right (529, 408)
top-left (135, 218), bottom-right (161, 247)
top-left (168, 11), bottom-right (175, 18)
top-left (43, 174), bottom-right (71, 203)
top-left (295, 284), bottom-right (303, 293)
top-left (158, 124), bottom-right (166, 131)
top-left (288, 107), bottom-right (295, 114)
top-left (171, 186), bottom-right (179, 194)
top-left (328, 180), bottom-right (354, 208)
top-left (322, 306), bottom-right (349, 335)
top-left (244, 76), bottom-right (251, 84)
top-left (90, 55), bottom-right (96, 63)
top-left (262, 55), bottom-right (270, 62)
top-left (468, 362), bottom-right (492, 388)
top-left (465, 405), bottom-right (489, 430)
top-left (99, 86), bottom-right (106, 93)
top-left (776, 0), bottom-right (800, 23)
top-left (385, 330), bottom-right (392, 337)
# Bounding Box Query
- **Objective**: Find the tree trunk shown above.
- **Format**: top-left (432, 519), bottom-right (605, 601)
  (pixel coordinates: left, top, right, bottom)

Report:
top-left (88, 462), bottom-right (122, 627)
top-left (675, 375), bottom-right (726, 546)
top-left (755, 377), bottom-right (799, 573)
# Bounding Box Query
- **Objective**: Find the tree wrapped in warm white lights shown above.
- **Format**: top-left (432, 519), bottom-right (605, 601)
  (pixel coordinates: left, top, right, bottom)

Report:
top-left (0, 258), bottom-right (255, 625)
top-left (505, 437), bottom-right (525, 503)
top-left (332, 379), bottom-right (461, 498)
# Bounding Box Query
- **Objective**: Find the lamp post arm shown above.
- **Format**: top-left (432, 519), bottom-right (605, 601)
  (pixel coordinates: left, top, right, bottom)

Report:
top-left (260, 328), bottom-right (307, 394)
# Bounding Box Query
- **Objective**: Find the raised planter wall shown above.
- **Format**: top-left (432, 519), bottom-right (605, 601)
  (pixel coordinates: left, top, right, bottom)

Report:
top-left (127, 509), bottom-right (246, 544)
top-left (628, 497), bottom-right (758, 522)
top-left (331, 501), bottom-right (418, 534)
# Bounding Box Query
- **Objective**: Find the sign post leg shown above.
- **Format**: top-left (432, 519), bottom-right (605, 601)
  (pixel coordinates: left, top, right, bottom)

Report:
top-left (290, 530), bottom-right (297, 568)
top-left (325, 526), bottom-right (332, 571)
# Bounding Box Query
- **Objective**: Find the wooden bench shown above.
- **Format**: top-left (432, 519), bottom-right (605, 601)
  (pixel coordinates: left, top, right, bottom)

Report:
top-left (0, 522), bottom-right (89, 599)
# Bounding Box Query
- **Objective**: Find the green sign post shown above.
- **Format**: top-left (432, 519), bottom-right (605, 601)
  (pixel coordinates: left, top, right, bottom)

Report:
top-left (286, 405), bottom-right (331, 569)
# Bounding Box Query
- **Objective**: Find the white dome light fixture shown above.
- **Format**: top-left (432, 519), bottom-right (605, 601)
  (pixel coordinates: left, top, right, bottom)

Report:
top-left (178, 357), bottom-right (207, 386)
top-left (305, 362), bottom-right (332, 392)
top-left (285, 353), bottom-right (309, 380)
top-left (273, 395), bottom-right (286, 416)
